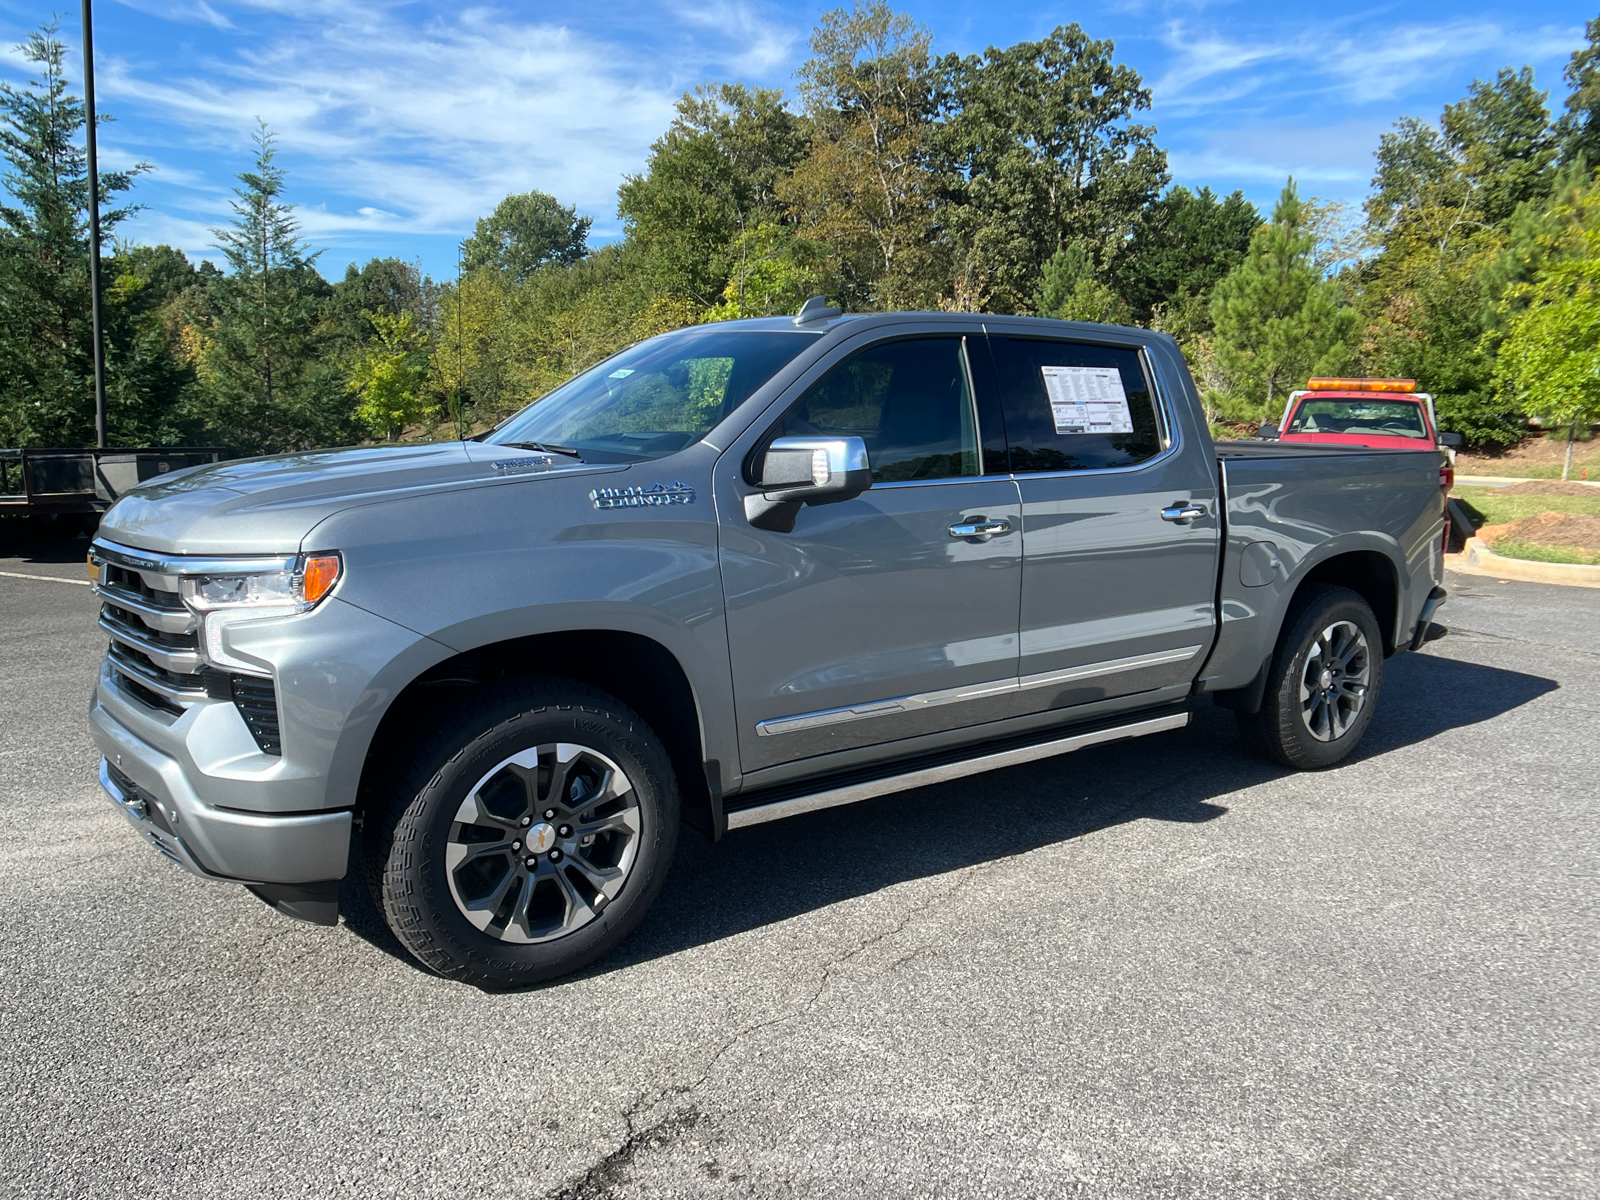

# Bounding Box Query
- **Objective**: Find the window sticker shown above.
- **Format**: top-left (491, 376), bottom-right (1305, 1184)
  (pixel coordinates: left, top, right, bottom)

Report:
top-left (1040, 365), bottom-right (1134, 434)
top-left (608, 368), bottom-right (635, 379)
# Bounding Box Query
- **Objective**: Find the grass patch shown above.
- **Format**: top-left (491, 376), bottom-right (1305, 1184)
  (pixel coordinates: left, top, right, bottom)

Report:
top-left (1491, 540), bottom-right (1600, 566)
top-left (1450, 487), bottom-right (1600, 525)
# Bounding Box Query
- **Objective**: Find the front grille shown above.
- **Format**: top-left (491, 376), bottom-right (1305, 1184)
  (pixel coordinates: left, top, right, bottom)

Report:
top-left (230, 675), bottom-right (282, 755)
top-left (95, 561), bottom-right (205, 714)
top-left (93, 550), bottom-right (282, 756)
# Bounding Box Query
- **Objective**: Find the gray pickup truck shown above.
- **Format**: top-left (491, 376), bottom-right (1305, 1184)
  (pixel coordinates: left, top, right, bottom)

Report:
top-left (87, 305), bottom-right (1449, 987)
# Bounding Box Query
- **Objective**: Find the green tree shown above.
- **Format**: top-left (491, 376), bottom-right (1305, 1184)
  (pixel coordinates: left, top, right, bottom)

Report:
top-left (322, 256), bottom-right (438, 366)
top-left (1209, 181), bottom-right (1357, 424)
top-left (1111, 185), bottom-right (1260, 326)
top-left (619, 83), bottom-right (808, 308)
top-left (0, 22), bottom-right (144, 446)
top-left (1034, 242), bottom-right (1130, 324)
top-left (1494, 182), bottom-right (1600, 478)
top-left (937, 24), bottom-right (1167, 314)
top-left (781, 1), bottom-right (943, 310)
top-left (1355, 65), bottom-right (1565, 448)
top-left (1559, 16), bottom-right (1600, 166)
top-left (462, 191), bottom-right (590, 283)
top-left (347, 310), bottom-right (431, 441)
top-left (187, 122), bottom-right (349, 454)
top-left (704, 221), bottom-right (822, 319)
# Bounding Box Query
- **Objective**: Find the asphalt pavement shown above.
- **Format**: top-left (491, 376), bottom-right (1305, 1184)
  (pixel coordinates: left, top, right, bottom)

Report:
top-left (1, 535), bottom-right (1595, 1199)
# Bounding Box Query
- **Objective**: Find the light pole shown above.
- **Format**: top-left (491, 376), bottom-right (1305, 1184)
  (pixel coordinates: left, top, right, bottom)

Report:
top-left (81, 0), bottom-right (107, 448)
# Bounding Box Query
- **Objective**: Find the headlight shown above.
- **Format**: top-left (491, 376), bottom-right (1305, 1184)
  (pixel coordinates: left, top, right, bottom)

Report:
top-left (180, 553), bottom-right (342, 672)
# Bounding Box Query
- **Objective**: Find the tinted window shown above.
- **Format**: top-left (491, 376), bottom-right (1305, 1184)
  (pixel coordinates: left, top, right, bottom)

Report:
top-left (778, 338), bottom-right (979, 483)
top-left (489, 327), bottom-right (819, 462)
top-left (1286, 399), bottom-right (1428, 439)
top-left (987, 337), bottom-right (1162, 472)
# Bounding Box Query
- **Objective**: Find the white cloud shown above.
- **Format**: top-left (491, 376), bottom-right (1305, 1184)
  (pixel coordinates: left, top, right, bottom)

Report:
top-left (88, 0), bottom-right (793, 256)
top-left (1152, 18), bottom-right (1583, 113)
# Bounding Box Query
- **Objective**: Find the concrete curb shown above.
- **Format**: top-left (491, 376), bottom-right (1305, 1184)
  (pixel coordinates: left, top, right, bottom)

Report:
top-left (1445, 538), bottom-right (1600, 589)
top-left (1454, 474), bottom-right (1600, 489)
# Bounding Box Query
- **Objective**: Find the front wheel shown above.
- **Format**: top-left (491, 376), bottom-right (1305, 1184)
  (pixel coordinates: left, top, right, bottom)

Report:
top-left (1237, 584), bottom-right (1384, 770)
top-left (366, 678), bottom-right (679, 987)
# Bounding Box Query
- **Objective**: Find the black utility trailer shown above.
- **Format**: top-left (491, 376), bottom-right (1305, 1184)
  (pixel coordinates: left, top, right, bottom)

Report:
top-left (0, 446), bottom-right (226, 536)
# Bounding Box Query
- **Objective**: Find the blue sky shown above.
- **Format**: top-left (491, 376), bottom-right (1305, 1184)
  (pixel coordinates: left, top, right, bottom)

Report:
top-left (0, 0), bottom-right (1588, 282)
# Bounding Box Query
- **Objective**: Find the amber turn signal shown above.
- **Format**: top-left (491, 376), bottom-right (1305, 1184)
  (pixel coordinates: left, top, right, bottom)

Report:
top-left (302, 554), bottom-right (342, 604)
top-left (86, 553), bottom-right (100, 585)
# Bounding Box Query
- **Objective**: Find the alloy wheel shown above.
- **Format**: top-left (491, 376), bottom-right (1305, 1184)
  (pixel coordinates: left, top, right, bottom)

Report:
top-left (1298, 620), bottom-right (1371, 742)
top-left (444, 743), bottom-right (642, 943)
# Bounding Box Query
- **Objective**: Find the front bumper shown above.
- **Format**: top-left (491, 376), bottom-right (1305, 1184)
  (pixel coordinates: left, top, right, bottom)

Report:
top-left (90, 689), bottom-right (351, 885)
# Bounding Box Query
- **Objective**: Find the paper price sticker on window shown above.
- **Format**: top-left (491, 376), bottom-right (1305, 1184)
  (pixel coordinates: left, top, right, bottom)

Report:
top-left (1040, 366), bottom-right (1134, 435)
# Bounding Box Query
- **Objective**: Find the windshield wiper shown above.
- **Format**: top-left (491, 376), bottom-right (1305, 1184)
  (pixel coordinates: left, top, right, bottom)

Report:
top-left (502, 441), bottom-right (584, 461)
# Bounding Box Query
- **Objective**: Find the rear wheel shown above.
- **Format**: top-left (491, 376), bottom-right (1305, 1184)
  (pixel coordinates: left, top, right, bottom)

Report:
top-left (1237, 584), bottom-right (1384, 770)
top-left (366, 678), bottom-right (679, 987)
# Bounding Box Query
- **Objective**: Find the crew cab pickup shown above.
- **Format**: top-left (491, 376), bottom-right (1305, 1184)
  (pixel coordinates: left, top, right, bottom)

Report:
top-left (87, 306), bottom-right (1450, 986)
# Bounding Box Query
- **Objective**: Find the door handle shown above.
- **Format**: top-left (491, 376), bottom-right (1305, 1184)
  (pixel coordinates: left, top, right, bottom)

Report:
top-left (949, 517), bottom-right (1010, 540)
top-left (1160, 503), bottom-right (1207, 523)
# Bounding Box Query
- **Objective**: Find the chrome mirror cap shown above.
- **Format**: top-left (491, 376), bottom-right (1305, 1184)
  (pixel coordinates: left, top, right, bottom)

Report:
top-left (747, 436), bottom-right (872, 532)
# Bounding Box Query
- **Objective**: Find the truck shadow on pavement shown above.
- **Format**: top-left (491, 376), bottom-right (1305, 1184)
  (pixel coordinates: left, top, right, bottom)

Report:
top-left (340, 649), bottom-right (1555, 986)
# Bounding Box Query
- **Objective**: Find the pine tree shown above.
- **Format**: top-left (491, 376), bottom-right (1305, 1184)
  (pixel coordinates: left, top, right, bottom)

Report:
top-left (188, 123), bottom-right (348, 454)
top-left (1208, 181), bottom-right (1357, 425)
top-left (0, 22), bottom-right (140, 445)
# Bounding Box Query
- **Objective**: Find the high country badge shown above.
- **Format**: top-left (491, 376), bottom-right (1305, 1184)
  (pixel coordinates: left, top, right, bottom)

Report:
top-left (590, 481), bottom-right (696, 509)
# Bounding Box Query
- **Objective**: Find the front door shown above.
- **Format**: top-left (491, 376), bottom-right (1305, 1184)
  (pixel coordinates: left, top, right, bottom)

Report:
top-left (717, 333), bottom-right (1023, 777)
top-left (982, 332), bottom-right (1221, 717)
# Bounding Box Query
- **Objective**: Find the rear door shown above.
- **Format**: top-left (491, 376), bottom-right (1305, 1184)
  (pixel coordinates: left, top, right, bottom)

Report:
top-left (983, 332), bottom-right (1221, 716)
top-left (715, 330), bottom-right (1023, 776)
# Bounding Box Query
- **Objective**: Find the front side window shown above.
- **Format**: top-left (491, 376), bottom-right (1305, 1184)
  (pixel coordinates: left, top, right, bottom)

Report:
top-left (987, 337), bottom-right (1163, 473)
top-left (488, 327), bottom-right (820, 462)
top-left (775, 337), bottom-right (979, 483)
top-left (1286, 399), bottom-right (1429, 439)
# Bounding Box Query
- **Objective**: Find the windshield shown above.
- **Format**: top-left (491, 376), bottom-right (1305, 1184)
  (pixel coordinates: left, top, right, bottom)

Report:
top-left (486, 327), bottom-right (820, 462)
top-left (1286, 399), bottom-right (1429, 439)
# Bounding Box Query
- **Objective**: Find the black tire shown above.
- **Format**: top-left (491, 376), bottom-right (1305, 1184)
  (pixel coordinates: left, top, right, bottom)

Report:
top-left (365, 677), bottom-right (679, 988)
top-left (1236, 584), bottom-right (1385, 770)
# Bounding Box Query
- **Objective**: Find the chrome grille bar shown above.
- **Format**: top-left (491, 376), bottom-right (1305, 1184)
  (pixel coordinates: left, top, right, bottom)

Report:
top-left (106, 644), bottom-right (205, 706)
top-left (99, 610), bottom-right (203, 674)
top-left (92, 580), bottom-right (193, 632)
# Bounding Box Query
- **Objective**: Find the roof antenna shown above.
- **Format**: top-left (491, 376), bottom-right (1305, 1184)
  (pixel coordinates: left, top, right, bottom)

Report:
top-left (793, 295), bottom-right (841, 326)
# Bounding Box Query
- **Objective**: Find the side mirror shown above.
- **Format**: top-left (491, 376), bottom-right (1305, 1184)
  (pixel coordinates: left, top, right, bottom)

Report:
top-left (1438, 431), bottom-right (1463, 448)
top-left (1257, 424), bottom-right (1279, 440)
top-left (745, 436), bottom-right (872, 532)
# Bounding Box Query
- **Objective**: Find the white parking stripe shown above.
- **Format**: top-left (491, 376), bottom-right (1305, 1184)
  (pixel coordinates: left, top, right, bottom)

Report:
top-left (0, 569), bottom-right (91, 586)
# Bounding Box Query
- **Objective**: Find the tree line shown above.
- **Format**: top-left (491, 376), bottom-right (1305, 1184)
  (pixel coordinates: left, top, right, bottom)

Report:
top-left (2, 6), bottom-right (1599, 456)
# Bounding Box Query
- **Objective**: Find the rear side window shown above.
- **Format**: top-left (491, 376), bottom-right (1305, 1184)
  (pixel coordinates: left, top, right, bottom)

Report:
top-left (987, 337), bottom-right (1163, 473)
top-left (777, 337), bottom-right (979, 483)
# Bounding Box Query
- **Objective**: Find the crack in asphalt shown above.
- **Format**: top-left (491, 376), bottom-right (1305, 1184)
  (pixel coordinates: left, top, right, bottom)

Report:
top-left (538, 867), bottom-right (984, 1198)
top-left (1443, 625), bottom-right (1600, 660)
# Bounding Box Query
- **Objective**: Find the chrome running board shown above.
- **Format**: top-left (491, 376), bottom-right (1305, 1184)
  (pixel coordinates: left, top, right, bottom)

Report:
top-left (725, 711), bottom-right (1190, 831)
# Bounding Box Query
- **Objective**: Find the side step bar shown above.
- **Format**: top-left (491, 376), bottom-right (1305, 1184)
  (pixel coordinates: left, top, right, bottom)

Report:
top-left (725, 711), bottom-right (1190, 831)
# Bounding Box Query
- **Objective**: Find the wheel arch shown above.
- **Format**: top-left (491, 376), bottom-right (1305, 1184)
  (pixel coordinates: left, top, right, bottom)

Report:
top-left (1292, 546), bottom-right (1403, 655)
top-left (354, 629), bottom-right (719, 840)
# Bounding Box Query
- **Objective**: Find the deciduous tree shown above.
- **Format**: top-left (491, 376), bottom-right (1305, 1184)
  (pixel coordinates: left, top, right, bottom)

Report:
top-left (937, 24), bottom-right (1166, 314)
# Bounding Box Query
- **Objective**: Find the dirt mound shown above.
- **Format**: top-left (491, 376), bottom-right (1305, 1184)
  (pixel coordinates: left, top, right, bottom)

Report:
top-left (1484, 511), bottom-right (1600, 551)
top-left (1497, 480), bottom-right (1600, 497)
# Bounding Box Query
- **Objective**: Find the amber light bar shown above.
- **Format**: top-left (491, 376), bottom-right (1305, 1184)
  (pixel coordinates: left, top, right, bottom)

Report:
top-left (1305, 377), bottom-right (1417, 393)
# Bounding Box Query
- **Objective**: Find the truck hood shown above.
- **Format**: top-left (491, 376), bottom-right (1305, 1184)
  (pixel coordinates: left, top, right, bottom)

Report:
top-left (97, 442), bottom-right (596, 556)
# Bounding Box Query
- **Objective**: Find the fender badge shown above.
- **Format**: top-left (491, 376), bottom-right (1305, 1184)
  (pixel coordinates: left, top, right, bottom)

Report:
top-left (492, 456), bottom-right (556, 474)
top-left (590, 481), bottom-right (695, 509)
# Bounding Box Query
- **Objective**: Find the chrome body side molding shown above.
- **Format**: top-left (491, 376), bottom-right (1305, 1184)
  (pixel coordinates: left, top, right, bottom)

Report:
top-left (727, 711), bottom-right (1190, 830)
top-left (755, 645), bottom-right (1201, 736)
